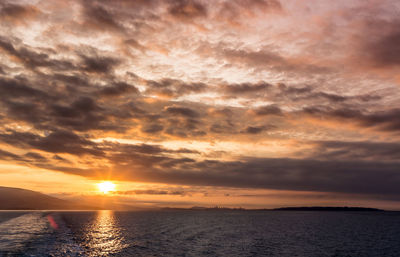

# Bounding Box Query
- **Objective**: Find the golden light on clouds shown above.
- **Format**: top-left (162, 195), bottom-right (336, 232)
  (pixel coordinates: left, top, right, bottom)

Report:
top-left (1, 0), bottom-right (400, 210)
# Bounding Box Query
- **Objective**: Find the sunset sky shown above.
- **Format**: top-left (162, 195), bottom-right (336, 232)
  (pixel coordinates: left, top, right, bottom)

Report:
top-left (1, 0), bottom-right (400, 209)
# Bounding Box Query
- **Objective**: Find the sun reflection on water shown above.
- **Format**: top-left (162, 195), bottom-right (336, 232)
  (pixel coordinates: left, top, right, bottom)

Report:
top-left (84, 210), bottom-right (127, 256)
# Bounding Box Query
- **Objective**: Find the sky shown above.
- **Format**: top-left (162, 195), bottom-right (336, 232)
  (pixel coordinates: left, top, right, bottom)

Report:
top-left (0, 0), bottom-right (400, 209)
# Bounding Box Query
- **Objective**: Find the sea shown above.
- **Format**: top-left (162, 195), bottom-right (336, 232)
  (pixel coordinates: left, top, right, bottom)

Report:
top-left (0, 210), bottom-right (399, 256)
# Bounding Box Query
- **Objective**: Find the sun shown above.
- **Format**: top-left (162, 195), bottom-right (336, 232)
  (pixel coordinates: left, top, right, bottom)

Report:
top-left (97, 181), bottom-right (116, 194)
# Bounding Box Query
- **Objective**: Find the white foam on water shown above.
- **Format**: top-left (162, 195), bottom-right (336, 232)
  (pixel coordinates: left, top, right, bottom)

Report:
top-left (0, 212), bottom-right (85, 256)
top-left (0, 212), bottom-right (48, 252)
top-left (44, 213), bottom-right (86, 256)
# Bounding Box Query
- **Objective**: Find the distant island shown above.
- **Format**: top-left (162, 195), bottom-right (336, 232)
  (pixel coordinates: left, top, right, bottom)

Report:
top-left (0, 186), bottom-right (387, 212)
top-left (273, 206), bottom-right (384, 212)
top-left (162, 206), bottom-right (386, 212)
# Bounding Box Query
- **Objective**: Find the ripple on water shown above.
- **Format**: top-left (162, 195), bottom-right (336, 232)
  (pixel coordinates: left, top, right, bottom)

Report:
top-left (82, 210), bottom-right (129, 256)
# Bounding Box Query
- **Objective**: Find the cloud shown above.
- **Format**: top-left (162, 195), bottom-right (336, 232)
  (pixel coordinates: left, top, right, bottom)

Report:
top-left (216, 47), bottom-right (330, 76)
top-left (115, 189), bottom-right (187, 196)
top-left (0, 37), bottom-right (75, 70)
top-left (145, 78), bottom-right (208, 98)
top-left (168, 0), bottom-right (207, 20)
top-left (80, 54), bottom-right (121, 73)
top-left (253, 105), bottom-right (282, 116)
top-left (220, 82), bottom-right (272, 95)
top-left (98, 82), bottom-right (140, 97)
top-left (217, 0), bottom-right (282, 26)
top-left (309, 141), bottom-right (400, 161)
top-left (1, 0), bottom-right (400, 207)
top-left (0, 130), bottom-right (104, 156)
top-left (110, 157), bottom-right (400, 198)
top-left (302, 106), bottom-right (400, 133)
top-left (0, 149), bottom-right (23, 161)
top-left (0, 77), bottom-right (48, 99)
top-left (0, 3), bottom-right (40, 24)
top-left (80, 2), bottom-right (125, 32)
top-left (241, 125), bottom-right (273, 134)
top-left (165, 106), bottom-right (200, 118)
top-left (24, 152), bottom-right (46, 161)
top-left (363, 19), bottom-right (400, 68)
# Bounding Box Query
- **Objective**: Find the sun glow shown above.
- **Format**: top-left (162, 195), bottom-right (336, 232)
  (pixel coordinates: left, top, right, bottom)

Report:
top-left (97, 181), bottom-right (116, 194)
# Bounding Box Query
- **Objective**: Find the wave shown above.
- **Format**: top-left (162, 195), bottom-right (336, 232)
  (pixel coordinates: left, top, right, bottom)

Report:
top-left (0, 212), bottom-right (85, 256)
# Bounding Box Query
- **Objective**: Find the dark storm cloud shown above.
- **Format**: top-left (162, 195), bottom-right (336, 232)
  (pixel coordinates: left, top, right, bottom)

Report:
top-left (2, 127), bottom-right (400, 200)
top-left (0, 37), bottom-right (75, 70)
top-left (141, 124), bottom-right (164, 134)
top-left (0, 73), bottom-right (137, 133)
top-left (4, 101), bottom-right (46, 124)
top-left (164, 118), bottom-right (206, 137)
top-left (24, 152), bottom-right (46, 161)
top-left (0, 128), bottom-right (200, 172)
top-left (217, 80), bottom-right (378, 106)
top-left (310, 141), bottom-right (400, 161)
top-left (286, 91), bottom-right (350, 103)
top-left (0, 130), bottom-right (104, 156)
top-left (80, 2), bottom-right (125, 32)
top-left (220, 82), bottom-right (272, 95)
top-left (168, 0), bottom-right (207, 20)
top-left (0, 66), bottom-right (391, 141)
top-left (0, 146), bottom-right (98, 177)
top-left (222, 48), bottom-right (285, 67)
top-left (0, 3), bottom-right (39, 22)
top-left (115, 189), bottom-right (186, 196)
top-left (80, 54), bottom-right (121, 74)
top-left (52, 154), bottom-right (72, 164)
top-left (364, 20), bottom-right (400, 67)
top-left (52, 73), bottom-right (90, 88)
top-left (1, 0), bottom-right (400, 207)
top-left (309, 92), bottom-right (348, 102)
top-left (371, 30), bottom-right (400, 66)
top-left (112, 142), bottom-right (199, 155)
top-left (218, 47), bottom-right (329, 75)
top-left (107, 145), bottom-right (196, 170)
top-left (112, 157), bottom-right (400, 198)
top-left (0, 77), bottom-right (48, 98)
top-left (48, 96), bottom-right (115, 132)
top-left (217, 0), bottom-right (281, 26)
top-left (253, 105), bottom-right (282, 116)
top-left (145, 79), bottom-right (208, 98)
top-left (209, 122), bottom-right (236, 134)
top-left (302, 106), bottom-right (400, 132)
top-left (0, 149), bottom-right (23, 161)
top-left (0, 3), bottom-right (30, 16)
top-left (241, 125), bottom-right (273, 134)
top-left (0, 147), bottom-right (73, 169)
top-left (0, 37), bottom-right (120, 75)
top-left (98, 82), bottom-right (139, 97)
top-left (0, 73), bottom-right (238, 138)
top-left (222, 0), bottom-right (282, 12)
top-left (165, 106), bottom-right (200, 118)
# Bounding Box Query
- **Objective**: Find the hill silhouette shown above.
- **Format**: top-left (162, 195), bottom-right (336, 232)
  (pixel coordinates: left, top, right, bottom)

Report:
top-left (0, 186), bottom-right (95, 210)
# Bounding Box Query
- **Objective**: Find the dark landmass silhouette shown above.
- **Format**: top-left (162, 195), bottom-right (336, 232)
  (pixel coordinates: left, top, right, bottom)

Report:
top-left (0, 186), bottom-right (152, 210)
top-left (0, 186), bottom-right (97, 210)
top-left (162, 206), bottom-right (386, 211)
top-left (273, 206), bottom-right (384, 211)
top-left (0, 186), bottom-right (387, 211)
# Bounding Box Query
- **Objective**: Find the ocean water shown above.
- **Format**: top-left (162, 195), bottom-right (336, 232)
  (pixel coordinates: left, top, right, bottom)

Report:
top-left (0, 210), bottom-right (399, 256)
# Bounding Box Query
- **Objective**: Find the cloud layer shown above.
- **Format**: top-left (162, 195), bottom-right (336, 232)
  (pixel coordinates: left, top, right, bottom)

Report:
top-left (1, 0), bottom-right (400, 205)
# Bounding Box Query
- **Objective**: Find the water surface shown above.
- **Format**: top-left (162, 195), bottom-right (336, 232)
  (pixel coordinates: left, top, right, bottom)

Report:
top-left (0, 210), bottom-right (399, 256)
